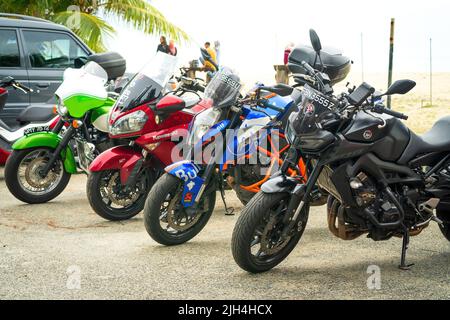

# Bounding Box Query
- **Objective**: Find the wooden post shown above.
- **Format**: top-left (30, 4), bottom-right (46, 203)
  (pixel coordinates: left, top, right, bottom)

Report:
top-left (430, 38), bottom-right (433, 107)
top-left (274, 65), bottom-right (290, 84)
top-left (387, 18), bottom-right (395, 109)
top-left (361, 32), bottom-right (365, 82)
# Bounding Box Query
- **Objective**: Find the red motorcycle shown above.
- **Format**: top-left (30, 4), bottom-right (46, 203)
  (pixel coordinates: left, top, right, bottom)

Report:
top-left (87, 53), bottom-right (208, 220)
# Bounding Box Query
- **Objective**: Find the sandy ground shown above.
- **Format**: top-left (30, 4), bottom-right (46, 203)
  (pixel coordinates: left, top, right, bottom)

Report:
top-left (0, 169), bottom-right (449, 300)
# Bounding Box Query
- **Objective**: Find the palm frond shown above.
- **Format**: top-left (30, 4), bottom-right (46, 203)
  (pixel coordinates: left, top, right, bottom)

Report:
top-left (98, 0), bottom-right (189, 42)
top-left (53, 11), bottom-right (116, 52)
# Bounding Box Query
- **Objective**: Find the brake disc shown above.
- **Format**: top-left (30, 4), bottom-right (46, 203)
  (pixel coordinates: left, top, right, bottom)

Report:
top-left (260, 214), bottom-right (291, 255)
top-left (166, 192), bottom-right (206, 232)
top-left (24, 157), bottom-right (58, 189)
top-left (105, 172), bottom-right (140, 207)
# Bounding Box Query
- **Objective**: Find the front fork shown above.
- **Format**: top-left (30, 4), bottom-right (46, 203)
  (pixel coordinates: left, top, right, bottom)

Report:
top-left (41, 124), bottom-right (74, 176)
top-left (279, 148), bottom-right (324, 237)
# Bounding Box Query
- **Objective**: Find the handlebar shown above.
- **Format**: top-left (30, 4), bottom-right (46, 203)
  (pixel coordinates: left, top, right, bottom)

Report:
top-left (372, 104), bottom-right (408, 120)
top-left (13, 82), bottom-right (33, 93)
top-left (262, 99), bottom-right (285, 113)
top-left (301, 61), bottom-right (316, 76)
top-left (1, 77), bottom-right (33, 93)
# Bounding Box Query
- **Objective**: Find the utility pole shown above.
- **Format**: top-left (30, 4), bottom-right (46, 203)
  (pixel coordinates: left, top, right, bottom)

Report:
top-left (387, 18), bottom-right (395, 109)
top-left (430, 38), bottom-right (433, 107)
top-left (361, 32), bottom-right (365, 82)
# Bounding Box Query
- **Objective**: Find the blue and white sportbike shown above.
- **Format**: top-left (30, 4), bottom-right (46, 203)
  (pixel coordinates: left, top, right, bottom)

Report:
top-left (143, 68), bottom-right (303, 245)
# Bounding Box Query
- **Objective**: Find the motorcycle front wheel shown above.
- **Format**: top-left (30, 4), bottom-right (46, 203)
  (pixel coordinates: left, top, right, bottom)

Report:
top-left (231, 191), bottom-right (309, 273)
top-left (86, 169), bottom-right (154, 221)
top-left (143, 173), bottom-right (216, 246)
top-left (5, 147), bottom-right (71, 204)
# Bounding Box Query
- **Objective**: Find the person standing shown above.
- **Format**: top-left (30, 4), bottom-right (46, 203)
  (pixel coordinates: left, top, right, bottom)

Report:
top-left (284, 42), bottom-right (295, 65)
top-left (168, 39), bottom-right (177, 56)
top-left (157, 36), bottom-right (169, 54)
top-left (203, 42), bottom-right (217, 70)
top-left (214, 40), bottom-right (221, 65)
top-left (201, 42), bottom-right (218, 83)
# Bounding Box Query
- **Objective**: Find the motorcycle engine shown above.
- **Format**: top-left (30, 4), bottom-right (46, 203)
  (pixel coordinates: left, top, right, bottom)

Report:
top-left (349, 172), bottom-right (377, 207)
top-left (350, 171), bottom-right (401, 240)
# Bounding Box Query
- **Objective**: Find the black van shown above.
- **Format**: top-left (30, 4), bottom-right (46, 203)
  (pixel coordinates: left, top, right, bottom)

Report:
top-left (0, 13), bottom-right (125, 128)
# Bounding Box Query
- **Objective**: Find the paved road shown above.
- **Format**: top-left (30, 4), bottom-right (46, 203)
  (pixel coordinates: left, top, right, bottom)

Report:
top-left (0, 169), bottom-right (449, 299)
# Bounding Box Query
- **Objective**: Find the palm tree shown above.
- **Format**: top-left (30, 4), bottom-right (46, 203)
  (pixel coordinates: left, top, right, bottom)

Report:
top-left (0, 0), bottom-right (188, 52)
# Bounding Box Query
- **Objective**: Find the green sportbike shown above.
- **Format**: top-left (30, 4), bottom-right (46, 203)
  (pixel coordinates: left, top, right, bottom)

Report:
top-left (5, 59), bottom-right (124, 204)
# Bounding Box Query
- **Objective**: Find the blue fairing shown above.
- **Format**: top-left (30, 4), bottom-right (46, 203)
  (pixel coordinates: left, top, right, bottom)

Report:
top-left (165, 161), bottom-right (205, 207)
top-left (166, 120), bottom-right (230, 207)
top-left (170, 90), bottom-right (293, 208)
top-left (242, 94), bottom-right (293, 121)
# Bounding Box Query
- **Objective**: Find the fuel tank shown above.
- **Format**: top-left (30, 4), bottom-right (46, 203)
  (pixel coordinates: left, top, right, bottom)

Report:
top-left (343, 111), bottom-right (410, 162)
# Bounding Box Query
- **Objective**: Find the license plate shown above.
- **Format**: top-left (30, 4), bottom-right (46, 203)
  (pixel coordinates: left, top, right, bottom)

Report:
top-left (24, 126), bottom-right (50, 135)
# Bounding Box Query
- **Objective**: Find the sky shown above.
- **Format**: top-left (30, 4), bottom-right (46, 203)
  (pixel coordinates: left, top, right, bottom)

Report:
top-left (103, 0), bottom-right (450, 84)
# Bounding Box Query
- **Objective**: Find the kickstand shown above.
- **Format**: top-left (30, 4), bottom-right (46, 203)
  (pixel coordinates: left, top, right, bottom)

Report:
top-left (399, 228), bottom-right (414, 270)
top-left (218, 176), bottom-right (234, 216)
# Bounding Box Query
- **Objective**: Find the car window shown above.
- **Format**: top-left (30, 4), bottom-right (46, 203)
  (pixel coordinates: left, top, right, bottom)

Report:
top-left (23, 30), bottom-right (88, 69)
top-left (0, 29), bottom-right (20, 67)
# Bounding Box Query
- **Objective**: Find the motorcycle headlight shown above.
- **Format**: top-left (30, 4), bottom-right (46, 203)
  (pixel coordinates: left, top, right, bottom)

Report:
top-left (188, 108), bottom-right (221, 145)
top-left (110, 110), bottom-right (148, 136)
top-left (57, 101), bottom-right (68, 117)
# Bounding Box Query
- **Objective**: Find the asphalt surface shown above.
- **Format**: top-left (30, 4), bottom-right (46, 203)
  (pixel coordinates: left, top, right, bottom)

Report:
top-left (0, 168), bottom-right (449, 300)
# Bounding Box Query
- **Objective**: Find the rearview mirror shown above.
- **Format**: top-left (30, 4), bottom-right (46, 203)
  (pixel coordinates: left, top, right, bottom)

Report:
top-left (309, 29), bottom-right (322, 53)
top-left (385, 79), bottom-right (416, 96)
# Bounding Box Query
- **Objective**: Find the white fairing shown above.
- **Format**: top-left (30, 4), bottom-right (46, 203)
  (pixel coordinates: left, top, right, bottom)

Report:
top-left (55, 62), bottom-right (107, 101)
top-left (92, 113), bottom-right (109, 132)
top-left (236, 116), bottom-right (272, 147)
top-left (0, 116), bottom-right (58, 144)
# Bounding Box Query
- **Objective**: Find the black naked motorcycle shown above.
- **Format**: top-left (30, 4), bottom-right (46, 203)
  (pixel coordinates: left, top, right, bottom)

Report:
top-left (231, 29), bottom-right (450, 273)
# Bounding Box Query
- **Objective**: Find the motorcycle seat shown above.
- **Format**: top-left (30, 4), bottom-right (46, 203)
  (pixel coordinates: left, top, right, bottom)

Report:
top-left (399, 116), bottom-right (450, 164)
top-left (17, 105), bottom-right (54, 123)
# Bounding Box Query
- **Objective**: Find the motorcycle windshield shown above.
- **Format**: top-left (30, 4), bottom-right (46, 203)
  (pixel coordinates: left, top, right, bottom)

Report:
top-left (62, 61), bottom-right (108, 83)
top-left (114, 52), bottom-right (178, 112)
top-left (204, 67), bottom-right (241, 109)
top-left (290, 84), bottom-right (338, 135)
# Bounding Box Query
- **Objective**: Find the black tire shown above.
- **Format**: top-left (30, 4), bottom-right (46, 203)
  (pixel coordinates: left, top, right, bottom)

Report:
top-left (86, 169), bottom-right (154, 221)
top-left (234, 187), bottom-right (252, 206)
top-left (4, 148), bottom-right (71, 204)
top-left (144, 173), bottom-right (216, 246)
top-left (232, 191), bottom-right (309, 273)
top-left (437, 209), bottom-right (450, 242)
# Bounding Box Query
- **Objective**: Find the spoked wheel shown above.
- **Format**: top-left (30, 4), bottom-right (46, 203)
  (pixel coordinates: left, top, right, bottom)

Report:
top-left (144, 174), bottom-right (216, 246)
top-left (232, 191), bottom-right (309, 273)
top-left (87, 169), bottom-right (154, 221)
top-left (5, 148), bottom-right (71, 204)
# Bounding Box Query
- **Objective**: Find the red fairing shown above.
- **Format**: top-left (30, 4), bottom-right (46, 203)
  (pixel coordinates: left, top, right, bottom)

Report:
top-left (135, 124), bottom-right (189, 145)
top-left (0, 148), bottom-right (10, 165)
top-left (109, 104), bottom-right (195, 139)
top-left (156, 95), bottom-right (185, 110)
